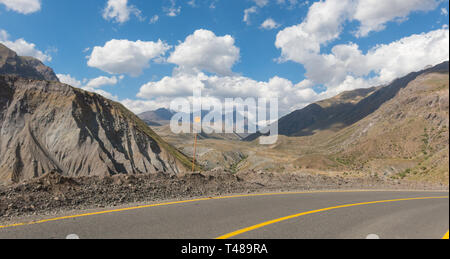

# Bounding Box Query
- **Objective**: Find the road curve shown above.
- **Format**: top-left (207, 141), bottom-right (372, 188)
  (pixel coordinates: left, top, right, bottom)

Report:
top-left (0, 190), bottom-right (448, 239)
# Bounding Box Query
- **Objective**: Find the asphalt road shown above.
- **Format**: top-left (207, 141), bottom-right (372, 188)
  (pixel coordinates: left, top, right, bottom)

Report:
top-left (0, 190), bottom-right (448, 239)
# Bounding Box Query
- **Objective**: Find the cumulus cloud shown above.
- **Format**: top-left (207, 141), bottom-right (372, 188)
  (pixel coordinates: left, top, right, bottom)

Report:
top-left (353, 0), bottom-right (441, 37)
top-left (167, 29), bottom-right (240, 76)
top-left (0, 29), bottom-right (51, 62)
top-left (102, 0), bottom-right (142, 24)
top-left (276, 0), bottom-right (353, 64)
top-left (134, 71), bottom-right (320, 115)
top-left (87, 39), bottom-right (171, 76)
top-left (86, 75), bottom-right (124, 88)
top-left (277, 26), bottom-right (449, 98)
top-left (260, 18), bottom-right (281, 30)
top-left (120, 99), bottom-right (168, 114)
top-left (276, 0), bottom-right (442, 63)
top-left (275, 0), bottom-right (448, 96)
top-left (56, 74), bottom-right (82, 88)
top-left (57, 74), bottom-right (121, 100)
top-left (0, 0), bottom-right (41, 14)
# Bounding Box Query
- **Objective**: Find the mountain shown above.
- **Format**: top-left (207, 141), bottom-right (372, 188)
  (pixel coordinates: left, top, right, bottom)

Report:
top-left (328, 62), bottom-right (449, 182)
top-left (0, 45), bottom-right (190, 184)
top-left (245, 61), bottom-right (449, 140)
top-left (0, 43), bottom-right (59, 82)
top-left (138, 108), bottom-right (175, 126)
top-left (139, 108), bottom-right (254, 140)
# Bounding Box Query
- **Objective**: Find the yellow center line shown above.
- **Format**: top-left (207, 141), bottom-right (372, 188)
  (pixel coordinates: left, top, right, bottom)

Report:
top-left (216, 196), bottom-right (449, 239)
top-left (0, 189), bottom-right (394, 229)
top-left (443, 231), bottom-right (449, 239)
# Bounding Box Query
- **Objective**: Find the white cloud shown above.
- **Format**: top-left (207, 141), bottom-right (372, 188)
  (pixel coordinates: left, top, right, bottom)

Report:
top-left (276, 0), bottom-right (300, 8)
top-left (260, 18), bottom-right (281, 30)
top-left (276, 0), bottom-right (353, 64)
top-left (102, 0), bottom-right (142, 24)
top-left (441, 8), bottom-right (448, 16)
top-left (0, 29), bottom-right (51, 62)
top-left (120, 99), bottom-right (164, 114)
top-left (277, 27), bottom-right (449, 99)
top-left (275, 0), bottom-right (448, 96)
top-left (135, 71), bottom-right (320, 115)
top-left (353, 0), bottom-right (441, 37)
top-left (275, 0), bottom-right (442, 62)
top-left (57, 74), bottom-right (121, 100)
top-left (167, 29), bottom-right (240, 76)
top-left (86, 75), bottom-right (123, 88)
top-left (363, 28), bottom-right (449, 83)
top-left (243, 6), bottom-right (257, 24)
top-left (0, 0), bottom-right (41, 14)
top-left (87, 39), bottom-right (171, 76)
top-left (164, 0), bottom-right (181, 17)
top-left (253, 0), bottom-right (269, 7)
top-left (57, 74), bottom-right (82, 88)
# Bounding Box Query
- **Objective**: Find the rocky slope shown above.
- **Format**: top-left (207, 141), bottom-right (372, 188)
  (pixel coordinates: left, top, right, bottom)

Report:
top-left (0, 43), bottom-right (58, 82)
top-left (328, 64), bottom-right (449, 183)
top-left (0, 46), bottom-right (191, 185)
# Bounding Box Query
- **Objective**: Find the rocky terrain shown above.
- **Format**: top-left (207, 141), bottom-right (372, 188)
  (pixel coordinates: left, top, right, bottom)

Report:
top-left (0, 45), bottom-right (192, 185)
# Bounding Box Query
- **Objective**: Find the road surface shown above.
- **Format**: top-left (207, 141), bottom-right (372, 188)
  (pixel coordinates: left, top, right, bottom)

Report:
top-left (0, 190), bottom-right (448, 239)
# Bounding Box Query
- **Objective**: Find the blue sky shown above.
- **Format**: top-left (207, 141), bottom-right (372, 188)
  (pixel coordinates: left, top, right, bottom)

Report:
top-left (0, 0), bottom-right (449, 115)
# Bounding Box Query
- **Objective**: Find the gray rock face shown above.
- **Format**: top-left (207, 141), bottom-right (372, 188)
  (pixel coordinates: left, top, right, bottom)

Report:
top-left (0, 43), bottom-right (59, 82)
top-left (0, 75), bottom-right (189, 184)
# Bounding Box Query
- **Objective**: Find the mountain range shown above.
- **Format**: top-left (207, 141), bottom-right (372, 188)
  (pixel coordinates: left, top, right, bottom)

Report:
top-left (145, 61), bottom-right (448, 184)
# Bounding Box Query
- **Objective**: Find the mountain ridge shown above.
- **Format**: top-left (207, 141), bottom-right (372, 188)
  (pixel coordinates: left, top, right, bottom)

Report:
top-left (0, 45), bottom-right (191, 185)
